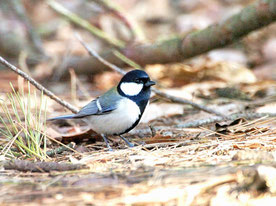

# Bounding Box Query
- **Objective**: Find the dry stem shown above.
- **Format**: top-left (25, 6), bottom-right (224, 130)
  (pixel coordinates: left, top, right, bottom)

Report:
top-left (0, 56), bottom-right (78, 113)
top-left (76, 34), bottom-right (225, 117)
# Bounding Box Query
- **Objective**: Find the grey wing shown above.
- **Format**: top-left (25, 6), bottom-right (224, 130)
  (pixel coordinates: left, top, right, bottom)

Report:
top-left (74, 87), bottom-right (122, 118)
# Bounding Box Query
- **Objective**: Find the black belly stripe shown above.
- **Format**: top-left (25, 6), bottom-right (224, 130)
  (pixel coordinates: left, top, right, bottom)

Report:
top-left (116, 114), bottom-right (142, 135)
top-left (115, 87), bottom-right (151, 135)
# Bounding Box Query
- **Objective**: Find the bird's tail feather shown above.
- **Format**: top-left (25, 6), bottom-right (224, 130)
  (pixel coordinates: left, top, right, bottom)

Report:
top-left (47, 114), bottom-right (75, 121)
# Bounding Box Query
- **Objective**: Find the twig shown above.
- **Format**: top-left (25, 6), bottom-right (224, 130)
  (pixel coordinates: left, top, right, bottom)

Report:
top-left (76, 34), bottom-right (225, 117)
top-left (0, 56), bottom-right (78, 113)
top-left (176, 113), bottom-right (276, 128)
top-left (3, 159), bottom-right (88, 172)
top-left (48, 0), bottom-right (125, 48)
top-left (152, 89), bottom-right (225, 117)
top-left (46, 142), bottom-right (75, 157)
top-left (109, 49), bottom-right (224, 116)
top-left (91, 0), bottom-right (145, 41)
top-left (112, 50), bottom-right (142, 69)
top-left (76, 34), bottom-right (127, 75)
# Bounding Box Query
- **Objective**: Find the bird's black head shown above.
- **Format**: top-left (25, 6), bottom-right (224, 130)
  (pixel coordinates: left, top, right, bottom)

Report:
top-left (117, 70), bottom-right (155, 97)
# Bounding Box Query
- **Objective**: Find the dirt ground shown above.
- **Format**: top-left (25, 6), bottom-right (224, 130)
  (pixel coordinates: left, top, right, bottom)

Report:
top-left (1, 0), bottom-right (276, 205)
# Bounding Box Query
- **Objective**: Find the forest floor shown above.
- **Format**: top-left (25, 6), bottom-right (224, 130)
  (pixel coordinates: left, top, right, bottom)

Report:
top-left (1, 0), bottom-right (276, 205)
top-left (1, 76), bottom-right (276, 205)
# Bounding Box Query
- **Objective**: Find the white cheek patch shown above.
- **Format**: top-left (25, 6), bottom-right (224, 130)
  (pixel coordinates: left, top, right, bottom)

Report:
top-left (120, 82), bottom-right (143, 96)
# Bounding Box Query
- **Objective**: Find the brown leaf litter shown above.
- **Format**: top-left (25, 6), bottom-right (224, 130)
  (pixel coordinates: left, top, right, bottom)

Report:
top-left (1, 117), bottom-right (276, 205)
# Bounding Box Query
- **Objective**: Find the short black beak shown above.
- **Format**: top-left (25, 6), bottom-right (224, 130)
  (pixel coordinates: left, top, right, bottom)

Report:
top-left (145, 80), bottom-right (156, 87)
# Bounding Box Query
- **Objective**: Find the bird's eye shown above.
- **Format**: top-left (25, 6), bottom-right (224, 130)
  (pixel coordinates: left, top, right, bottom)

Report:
top-left (134, 79), bottom-right (141, 83)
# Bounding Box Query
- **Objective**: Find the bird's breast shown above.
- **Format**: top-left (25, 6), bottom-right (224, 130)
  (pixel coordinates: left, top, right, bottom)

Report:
top-left (85, 98), bottom-right (141, 135)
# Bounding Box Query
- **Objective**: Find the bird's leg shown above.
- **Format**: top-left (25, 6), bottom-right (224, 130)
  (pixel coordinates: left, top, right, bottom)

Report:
top-left (101, 134), bottom-right (113, 151)
top-left (119, 135), bottom-right (134, 147)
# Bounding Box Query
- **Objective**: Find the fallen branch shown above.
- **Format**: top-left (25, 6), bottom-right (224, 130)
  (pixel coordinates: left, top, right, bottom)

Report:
top-left (177, 113), bottom-right (276, 128)
top-left (66, 0), bottom-right (276, 74)
top-left (76, 34), bottom-right (225, 117)
top-left (3, 159), bottom-right (88, 172)
top-left (0, 56), bottom-right (78, 113)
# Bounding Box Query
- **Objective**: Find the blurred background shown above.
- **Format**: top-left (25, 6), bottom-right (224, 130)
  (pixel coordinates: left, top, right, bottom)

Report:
top-left (1, 0), bottom-right (275, 89)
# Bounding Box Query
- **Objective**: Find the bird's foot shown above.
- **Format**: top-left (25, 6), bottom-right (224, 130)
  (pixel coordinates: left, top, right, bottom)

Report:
top-left (101, 134), bottom-right (113, 151)
top-left (120, 135), bottom-right (134, 147)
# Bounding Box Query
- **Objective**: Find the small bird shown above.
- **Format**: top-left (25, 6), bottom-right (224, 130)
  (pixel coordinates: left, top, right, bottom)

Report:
top-left (49, 70), bottom-right (155, 150)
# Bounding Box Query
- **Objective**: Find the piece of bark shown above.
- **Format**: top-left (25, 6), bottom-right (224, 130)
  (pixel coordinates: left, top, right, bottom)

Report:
top-left (3, 159), bottom-right (88, 172)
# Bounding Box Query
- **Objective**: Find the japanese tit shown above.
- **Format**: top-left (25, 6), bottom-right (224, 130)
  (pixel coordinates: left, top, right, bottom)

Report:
top-left (49, 70), bottom-right (155, 150)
